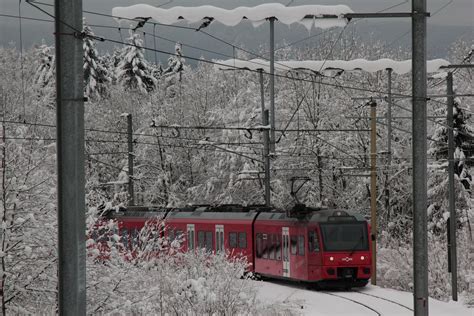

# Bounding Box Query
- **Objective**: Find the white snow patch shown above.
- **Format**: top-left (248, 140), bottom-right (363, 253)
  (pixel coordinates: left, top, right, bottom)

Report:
top-left (254, 281), bottom-right (472, 315)
top-left (112, 4), bottom-right (352, 29)
top-left (443, 211), bottom-right (450, 221)
top-left (215, 58), bottom-right (450, 74)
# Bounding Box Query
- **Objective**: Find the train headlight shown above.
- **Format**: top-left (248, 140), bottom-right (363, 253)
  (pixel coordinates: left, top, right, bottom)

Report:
top-left (361, 256), bottom-right (365, 260)
top-left (329, 256), bottom-right (334, 261)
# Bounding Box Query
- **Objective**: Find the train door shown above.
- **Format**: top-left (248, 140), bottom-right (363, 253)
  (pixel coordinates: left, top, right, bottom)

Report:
top-left (187, 224), bottom-right (195, 251)
top-left (282, 227), bottom-right (290, 277)
top-left (215, 225), bottom-right (224, 252)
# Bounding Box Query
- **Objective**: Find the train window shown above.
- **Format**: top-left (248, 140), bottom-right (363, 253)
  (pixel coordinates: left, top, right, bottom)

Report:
top-left (131, 229), bottom-right (139, 248)
top-left (168, 229), bottom-right (175, 242)
top-left (188, 231), bottom-right (194, 250)
top-left (216, 231), bottom-right (221, 252)
top-left (298, 235), bottom-right (305, 256)
top-left (90, 230), bottom-right (98, 241)
top-left (205, 231), bottom-right (213, 252)
top-left (268, 234), bottom-right (274, 260)
top-left (120, 228), bottom-right (128, 245)
top-left (262, 236), bottom-right (268, 259)
top-left (188, 230), bottom-right (195, 250)
top-left (187, 225), bottom-right (195, 250)
top-left (290, 236), bottom-right (298, 255)
top-left (229, 232), bottom-right (238, 248)
top-left (176, 230), bottom-right (183, 242)
top-left (198, 231), bottom-right (205, 249)
top-left (98, 227), bottom-right (107, 243)
top-left (238, 232), bottom-right (247, 248)
top-left (215, 231), bottom-right (223, 252)
top-left (320, 223), bottom-right (368, 252)
top-left (314, 232), bottom-right (320, 252)
top-left (275, 235), bottom-right (282, 260)
top-left (309, 231), bottom-right (321, 252)
top-left (256, 233), bottom-right (263, 258)
top-left (283, 235), bottom-right (289, 261)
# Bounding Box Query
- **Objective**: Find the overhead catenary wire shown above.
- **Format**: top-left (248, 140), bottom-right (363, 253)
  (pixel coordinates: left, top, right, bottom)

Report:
top-left (379, 0), bottom-right (455, 50)
top-left (5, 135), bottom-right (464, 162)
top-left (25, 0), bottom-right (435, 91)
top-left (6, 3), bottom-right (467, 82)
top-left (13, 15), bottom-right (460, 169)
top-left (29, 0), bottom-right (266, 62)
top-left (17, 3), bottom-right (471, 165)
top-left (429, 47), bottom-right (473, 88)
top-left (261, 0), bottom-right (409, 53)
top-left (1, 119), bottom-right (369, 134)
top-left (0, 13), bottom-right (52, 23)
top-left (22, 1), bottom-right (446, 100)
top-left (388, 99), bottom-right (473, 139)
top-left (79, 36), bottom-right (424, 98)
top-left (24, 1), bottom-right (417, 99)
top-left (276, 22), bottom-right (351, 142)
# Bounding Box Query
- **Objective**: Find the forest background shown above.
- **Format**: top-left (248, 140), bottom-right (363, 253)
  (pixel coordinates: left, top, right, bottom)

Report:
top-left (0, 19), bottom-right (472, 313)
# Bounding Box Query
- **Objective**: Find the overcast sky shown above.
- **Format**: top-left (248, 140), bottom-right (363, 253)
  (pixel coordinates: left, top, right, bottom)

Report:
top-left (1, 0), bottom-right (473, 61)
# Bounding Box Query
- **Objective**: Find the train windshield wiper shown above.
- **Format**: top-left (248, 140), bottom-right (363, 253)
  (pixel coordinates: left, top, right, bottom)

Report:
top-left (348, 235), bottom-right (364, 256)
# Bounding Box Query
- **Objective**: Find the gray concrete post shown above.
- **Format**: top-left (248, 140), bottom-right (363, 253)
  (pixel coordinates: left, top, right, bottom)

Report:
top-left (447, 72), bottom-right (458, 301)
top-left (412, 0), bottom-right (429, 314)
top-left (55, 0), bottom-right (86, 313)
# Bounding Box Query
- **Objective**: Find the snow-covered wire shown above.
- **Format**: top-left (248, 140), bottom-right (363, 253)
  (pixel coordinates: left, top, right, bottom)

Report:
top-left (380, 0), bottom-right (456, 52)
top-left (18, 3), bottom-right (433, 99)
top-left (1, 119), bottom-right (369, 135)
top-left (271, 0), bottom-right (409, 52)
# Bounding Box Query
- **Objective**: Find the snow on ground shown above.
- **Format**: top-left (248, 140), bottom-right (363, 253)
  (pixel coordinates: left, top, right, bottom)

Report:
top-left (254, 280), bottom-right (471, 315)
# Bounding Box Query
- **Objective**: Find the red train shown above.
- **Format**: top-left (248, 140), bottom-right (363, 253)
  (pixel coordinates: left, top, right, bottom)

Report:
top-left (100, 204), bottom-right (372, 288)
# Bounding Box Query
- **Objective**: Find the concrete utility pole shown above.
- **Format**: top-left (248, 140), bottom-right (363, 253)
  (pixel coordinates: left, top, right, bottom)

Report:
top-left (269, 17), bottom-right (276, 153)
top-left (259, 71), bottom-right (271, 206)
top-left (385, 68), bottom-right (392, 221)
top-left (446, 72), bottom-right (458, 301)
top-left (369, 100), bottom-right (377, 286)
top-left (127, 114), bottom-right (134, 206)
top-left (259, 70), bottom-right (265, 121)
top-left (412, 0), bottom-right (429, 314)
top-left (55, 0), bottom-right (86, 313)
top-left (263, 110), bottom-right (271, 207)
top-left (153, 25), bottom-right (158, 65)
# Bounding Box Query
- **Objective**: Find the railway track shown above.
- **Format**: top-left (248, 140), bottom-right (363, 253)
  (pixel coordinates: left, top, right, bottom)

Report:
top-left (351, 289), bottom-right (413, 312)
top-left (259, 279), bottom-right (414, 315)
top-left (321, 291), bottom-right (382, 316)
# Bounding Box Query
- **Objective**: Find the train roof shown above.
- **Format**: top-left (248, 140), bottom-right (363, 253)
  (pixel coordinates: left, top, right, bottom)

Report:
top-left (101, 204), bottom-right (367, 223)
top-left (101, 205), bottom-right (168, 220)
top-left (255, 209), bottom-right (367, 223)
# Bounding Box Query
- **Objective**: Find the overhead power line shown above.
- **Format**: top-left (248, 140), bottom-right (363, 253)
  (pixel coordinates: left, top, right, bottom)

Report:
top-left (25, 0), bottom-right (417, 99)
top-left (1, 119), bottom-right (368, 134)
top-left (271, 0), bottom-right (409, 52)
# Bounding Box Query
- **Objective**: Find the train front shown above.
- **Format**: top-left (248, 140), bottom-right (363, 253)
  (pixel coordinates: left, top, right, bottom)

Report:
top-left (310, 210), bottom-right (371, 288)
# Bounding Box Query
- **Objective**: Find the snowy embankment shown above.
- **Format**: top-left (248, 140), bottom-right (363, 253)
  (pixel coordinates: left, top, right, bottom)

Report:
top-left (254, 280), bottom-right (471, 315)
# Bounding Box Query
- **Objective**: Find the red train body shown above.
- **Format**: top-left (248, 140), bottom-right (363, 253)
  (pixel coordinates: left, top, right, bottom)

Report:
top-left (101, 204), bottom-right (372, 288)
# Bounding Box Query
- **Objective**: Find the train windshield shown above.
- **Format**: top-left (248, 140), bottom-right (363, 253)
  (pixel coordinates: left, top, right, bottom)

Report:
top-left (320, 222), bottom-right (368, 252)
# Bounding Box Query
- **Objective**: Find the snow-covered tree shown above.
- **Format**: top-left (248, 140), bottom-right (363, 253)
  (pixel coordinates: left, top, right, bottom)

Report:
top-left (427, 72), bottom-right (473, 234)
top-left (115, 31), bottom-right (157, 93)
top-left (0, 68), bottom-right (57, 312)
top-left (83, 19), bottom-right (111, 100)
top-left (163, 42), bottom-right (185, 80)
top-left (85, 214), bottom-right (280, 315)
top-left (32, 40), bottom-right (55, 107)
